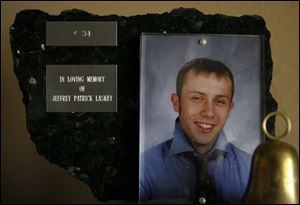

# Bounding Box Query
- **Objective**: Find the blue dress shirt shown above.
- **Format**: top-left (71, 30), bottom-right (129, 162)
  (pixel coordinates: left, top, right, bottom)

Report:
top-left (140, 119), bottom-right (252, 203)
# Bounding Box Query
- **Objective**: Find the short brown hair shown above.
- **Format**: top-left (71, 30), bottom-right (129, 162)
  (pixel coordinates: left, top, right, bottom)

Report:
top-left (176, 58), bottom-right (234, 99)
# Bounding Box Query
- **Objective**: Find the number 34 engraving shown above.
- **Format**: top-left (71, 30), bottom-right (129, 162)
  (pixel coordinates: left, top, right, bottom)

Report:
top-left (73, 30), bottom-right (91, 37)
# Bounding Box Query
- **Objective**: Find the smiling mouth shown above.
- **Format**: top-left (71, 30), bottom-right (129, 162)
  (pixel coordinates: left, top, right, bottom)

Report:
top-left (195, 122), bottom-right (215, 132)
top-left (198, 123), bottom-right (213, 129)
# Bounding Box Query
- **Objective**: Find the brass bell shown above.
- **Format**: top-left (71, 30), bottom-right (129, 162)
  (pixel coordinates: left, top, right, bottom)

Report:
top-left (243, 112), bottom-right (299, 204)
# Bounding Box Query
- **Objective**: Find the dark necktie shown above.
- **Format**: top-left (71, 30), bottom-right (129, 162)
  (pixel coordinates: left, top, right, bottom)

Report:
top-left (185, 151), bottom-right (222, 204)
top-left (193, 157), bottom-right (217, 204)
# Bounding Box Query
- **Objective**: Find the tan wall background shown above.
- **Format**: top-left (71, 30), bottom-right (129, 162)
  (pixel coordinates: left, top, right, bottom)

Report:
top-left (1, 1), bottom-right (298, 203)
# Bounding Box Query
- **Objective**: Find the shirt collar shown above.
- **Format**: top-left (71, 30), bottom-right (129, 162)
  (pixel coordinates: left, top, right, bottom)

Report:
top-left (168, 118), bottom-right (229, 157)
top-left (212, 130), bottom-right (228, 153)
top-left (168, 118), bottom-right (194, 156)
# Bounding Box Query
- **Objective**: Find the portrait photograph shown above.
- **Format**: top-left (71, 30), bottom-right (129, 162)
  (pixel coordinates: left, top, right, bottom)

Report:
top-left (139, 34), bottom-right (264, 203)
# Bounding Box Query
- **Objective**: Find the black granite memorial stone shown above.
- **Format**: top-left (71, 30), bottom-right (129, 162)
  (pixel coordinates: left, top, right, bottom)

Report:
top-left (10, 8), bottom-right (277, 202)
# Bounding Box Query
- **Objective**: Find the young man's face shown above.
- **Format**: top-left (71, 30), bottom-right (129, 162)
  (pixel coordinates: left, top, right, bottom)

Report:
top-left (171, 70), bottom-right (234, 154)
